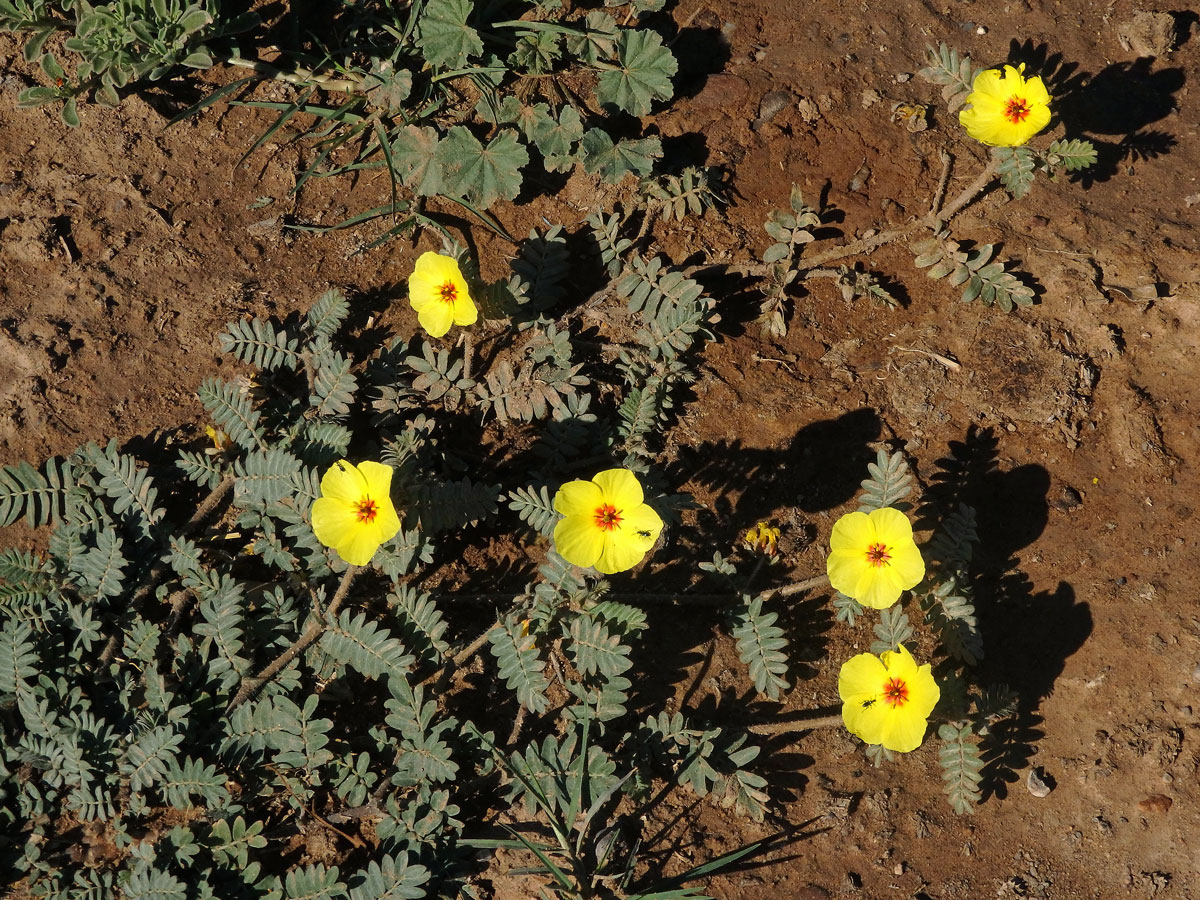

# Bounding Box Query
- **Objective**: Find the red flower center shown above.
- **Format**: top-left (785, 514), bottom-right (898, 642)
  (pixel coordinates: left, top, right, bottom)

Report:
top-left (1004, 96), bottom-right (1031, 123)
top-left (882, 677), bottom-right (909, 708)
top-left (438, 281), bottom-right (457, 304)
top-left (593, 504), bottom-right (623, 531)
top-left (355, 497), bottom-right (379, 524)
top-left (866, 542), bottom-right (891, 568)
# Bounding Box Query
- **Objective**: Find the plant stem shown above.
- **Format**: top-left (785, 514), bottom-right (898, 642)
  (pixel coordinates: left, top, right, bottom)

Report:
top-left (433, 574), bottom-right (832, 607)
top-left (227, 564), bottom-right (359, 711)
top-left (747, 711), bottom-right (843, 735)
top-left (221, 55), bottom-right (367, 94)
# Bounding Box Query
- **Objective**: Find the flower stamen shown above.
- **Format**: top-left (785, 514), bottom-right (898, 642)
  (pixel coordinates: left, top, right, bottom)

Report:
top-left (1004, 96), bottom-right (1031, 124)
top-left (865, 542), bottom-right (891, 568)
top-left (437, 281), bottom-right (457, 303)
top-left (882, 676), bottom-right (909, 708)
top-left (355, 497), bottom-right (379, 524)
top-left (593, 503), bottom-right (623, 532)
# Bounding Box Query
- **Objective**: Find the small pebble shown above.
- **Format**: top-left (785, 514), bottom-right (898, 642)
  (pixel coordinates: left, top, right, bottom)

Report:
top-left (1190, 664), bottom-right (1200, 684)
top-left (1138, 794), bottom-right (1173, 815)
top-left (895, 72), bottom-right (911, 83)
top-left (1027, 767), bottom-right (1054, 797)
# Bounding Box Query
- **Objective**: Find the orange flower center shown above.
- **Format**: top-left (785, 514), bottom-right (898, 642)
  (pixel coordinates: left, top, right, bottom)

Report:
top-left (437, 281), bottom-right (457, 304)
top-left (882, 676), bottom-right (909, 708)
top-left (355, 497), bottom-right (379, 524)
top-left (593, 504), bottom-right (623, 532)
top-left (866, 542), bottom-right (891, 568)
top-left (1004, 96), bottom-right (1031, 124)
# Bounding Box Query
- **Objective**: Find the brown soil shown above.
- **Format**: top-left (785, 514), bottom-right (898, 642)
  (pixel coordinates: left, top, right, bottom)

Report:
top-left (3, 1), bottom-right (1199, 898)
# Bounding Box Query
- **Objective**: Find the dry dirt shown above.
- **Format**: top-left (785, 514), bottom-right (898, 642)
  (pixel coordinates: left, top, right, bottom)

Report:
top-left (2, 1), bottom-right (1199, 898)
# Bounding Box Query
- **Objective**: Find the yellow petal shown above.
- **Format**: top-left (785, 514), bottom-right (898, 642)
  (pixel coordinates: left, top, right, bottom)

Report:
top-left (595, 532), bottom-right (647, 575)
top-left (592, 468), bottom-right (645, 509)
top-left (1023, 74), bottom-right (1051, 106)
top-left (357, 461), bottom-right (393, 496)
top-left (838, 652), bottom-right (887, 702)
top-left (853, 566), bottom-right (901, 610)
top-left (876, 705), bottom-right (929, 753)
top-left (554, 479), bottom-right (604, 517)
top-left (553, 515), bottom-right (604, 569)
top-left (830, 510), bottom-right (874, 552)
top-left (453, 295), bottom-right (478, 327)
top-left (320, 460), bottom-right (369, 503)
top-left (887, 541), bottom-right (926, 591)
top-left (620, 502), bottom-right (664, 545)
top-left (968, 67), bottom-right (1004, 99)
top-left (312, 495), bottom-right (384, 565)
top-left (335, 525), bottom-right (387, 567)
top-left (827, 548), bottom-right (869, 598)
top-left (416, 299), bottom-right (455, 338)
top-left (868, 507), bottom-right (913, 546)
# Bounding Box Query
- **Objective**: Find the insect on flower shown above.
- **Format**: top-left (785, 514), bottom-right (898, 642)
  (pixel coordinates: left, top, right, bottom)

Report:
top-left (838, 643), bottom-right (940, 752)
top-left (552, 468), bottom-right (664, 575)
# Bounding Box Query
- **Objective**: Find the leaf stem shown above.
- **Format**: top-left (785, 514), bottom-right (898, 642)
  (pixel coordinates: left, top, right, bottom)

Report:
top-left (227, 564), bottom-right (359, 711)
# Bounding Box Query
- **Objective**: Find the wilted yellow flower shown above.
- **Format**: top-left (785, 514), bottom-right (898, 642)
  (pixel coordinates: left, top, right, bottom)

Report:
top-left (553, 469), bottom-right (663, 575)
top-left (407, 251), bottom-right (478, 338)
top-left (204, 424), bottom-right (228, 453)
top-left (743, 521), bottom-right (780, 556)
top-left (838, 643), bottom-right (940, 752)
top-left (311, 460), bottom-right (402, 567)
top-left (958, 64), bottom-right (1051, 147)
top-left (826, 507), bottom-right (924, 609)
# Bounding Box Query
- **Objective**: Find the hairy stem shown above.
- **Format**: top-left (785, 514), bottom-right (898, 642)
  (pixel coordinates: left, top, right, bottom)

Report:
top-left (227, 564), bottom-right (359, 711)
top-left (747, 711), bottom-right (843, 735)
top-left (222, 55), bottom-right (367, 94)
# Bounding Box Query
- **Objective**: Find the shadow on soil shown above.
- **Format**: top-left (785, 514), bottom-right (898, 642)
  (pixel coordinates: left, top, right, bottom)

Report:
top-left (1009, 40), bottom-right (1184, 185)
top-left (920, 426), bottom-right (1093, 801)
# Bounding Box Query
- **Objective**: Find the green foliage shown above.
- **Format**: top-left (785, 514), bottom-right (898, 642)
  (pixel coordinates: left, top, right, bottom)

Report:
top-left (869, 607), bottom-right (914, 655)
top-left (938, 723), bottom-right (984, 814)
top-left (911, 231), bottom-right (1035, 312)
top-left (640, 166), bottom-right (724, 225)
top-left (489, 617), bottom-right (550, 714)
top-left (856, 449), bottom-right (914, 513)
top-left (0, 456), bottom-right (73, 528)
top-left (918, 42), bottom-right (979, 111)
top-left (994, 146), bottom-right (1037, 200)
top-left (595, 29), bottom-right (678, 116)
top-left (13, 0), bottom-right (256, 126)
top-left (731, 594), bottom-right (789, 700)
top-left (1044, 138), bottom-right (1098, 172)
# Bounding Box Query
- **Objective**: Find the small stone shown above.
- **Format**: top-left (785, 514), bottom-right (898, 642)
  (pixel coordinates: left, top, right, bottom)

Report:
top-left (895, 72), bottom-right (911, 83)
top-left (1138, 794), bottom-right (1173, 814)
top-left (893, 862), bottom-right (905, 876)
top-left (1191, 664), bottom-right (1200, 683)
top-left (976, 25), bottom-right (988, 35)
top-left (1115, 576), bottom-right (1127, 585)
top-left (1027, 767), bottom-right (1054, 797)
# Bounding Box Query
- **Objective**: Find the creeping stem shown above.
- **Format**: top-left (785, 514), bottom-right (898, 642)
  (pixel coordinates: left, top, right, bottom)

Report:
top-left (227, 564), bottom-right (360, 711)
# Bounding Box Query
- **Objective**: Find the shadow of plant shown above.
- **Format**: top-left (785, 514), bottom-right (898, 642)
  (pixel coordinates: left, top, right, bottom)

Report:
top-left (918, 426), bottom-right (1092, 802)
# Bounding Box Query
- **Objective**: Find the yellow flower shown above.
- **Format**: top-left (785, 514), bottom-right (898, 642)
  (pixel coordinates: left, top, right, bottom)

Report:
top-left (958, 64), bottom-right (1051, 147)
top-left (838, 644), bottom-right (940, 752)
top-left (826, 507), bottom-right (924, 609)
top-left (407, 251), bottom-right (478, 338)
top-left (311, 460), bottom-right (402, 567)
top-left (743, 521), bottom-right (780, 556)
top-left (552, 469), bottom-right (664, 575)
